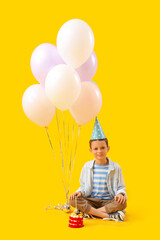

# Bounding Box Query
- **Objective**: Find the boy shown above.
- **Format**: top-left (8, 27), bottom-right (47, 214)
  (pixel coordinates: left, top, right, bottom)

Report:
top-left (69, 117), bottom-right (127, 221)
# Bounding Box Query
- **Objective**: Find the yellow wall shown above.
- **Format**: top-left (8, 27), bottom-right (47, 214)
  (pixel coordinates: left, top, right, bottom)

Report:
top-left (1, 0), bottom-right (159, 239)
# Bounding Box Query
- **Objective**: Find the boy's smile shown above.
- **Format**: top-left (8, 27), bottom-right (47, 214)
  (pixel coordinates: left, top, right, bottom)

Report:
top-left (90, 140), bottom-right (110, 165)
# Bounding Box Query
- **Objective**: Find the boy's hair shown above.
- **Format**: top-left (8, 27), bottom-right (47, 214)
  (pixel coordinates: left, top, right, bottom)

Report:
top-left (89, 138), bottom-right (108, 148)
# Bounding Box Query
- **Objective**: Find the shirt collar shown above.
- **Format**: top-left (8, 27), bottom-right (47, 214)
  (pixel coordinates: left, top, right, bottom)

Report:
top-left (89, 158), bottom-right (115, 171)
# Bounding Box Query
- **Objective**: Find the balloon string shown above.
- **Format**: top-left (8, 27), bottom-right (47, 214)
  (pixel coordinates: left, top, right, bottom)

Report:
top-left (56, 110), bottom-right (65, 174)
top-left (75, 195), bottom-right (77, 209)
top-left (71, 125), bottom-right (81, 176)
top-left (66, 113), bottom-right (70, 200)
top-left (62, 179), bottom-right (68, 204)
top-left (56, 110), bottom-right (68, 202)
top-left (62, 111), bottom-right (69, 201)
top-left (67, 114), bottom-right (70, 171)
top-left (45, 126), bottom-right (66, 199)
top-left (66, 118), bottom-right (74, 203)
top-left (68, 125), bottom-right (81, 189)
top-left (45, 127), bottom-right (56, 159)
top-left (62, 111), bottom-right (66, 154)
top-left (69, 120), bottom-right (75, 176)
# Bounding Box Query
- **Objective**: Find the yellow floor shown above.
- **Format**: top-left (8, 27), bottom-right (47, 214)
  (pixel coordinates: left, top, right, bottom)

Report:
top-left (1, 200), bottom-right (158, 239)
top-left (13, 205), bottom-right (156, 239)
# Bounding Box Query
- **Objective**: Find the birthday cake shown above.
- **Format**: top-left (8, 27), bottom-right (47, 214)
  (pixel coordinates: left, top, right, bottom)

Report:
top-left (69, 214), bottom-right (83, 228)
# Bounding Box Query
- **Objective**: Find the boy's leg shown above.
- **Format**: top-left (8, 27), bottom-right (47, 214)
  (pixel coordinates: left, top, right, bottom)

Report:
top-left (69, 197), bottom-right (109, 218)
top-left (97, 199), bottom-right (127, 214)
top-left (69, 197), bottom-right (100, 213)
top-left (87, 207), bottom-right (109, 218)
top-left (69, 197), bottom-right (91, 213)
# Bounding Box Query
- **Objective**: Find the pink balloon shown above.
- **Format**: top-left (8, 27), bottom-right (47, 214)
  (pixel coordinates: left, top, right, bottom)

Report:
top-left (69, 82), bottom-right (102, 125)
top-left (90, 80), bottom-right (99, 88)
top-left (22, 84), bottom-right (56, 127)
top-left (76, 51), bottom-right (97, 82)
top-left (30, 43), bottom-right (64, 87)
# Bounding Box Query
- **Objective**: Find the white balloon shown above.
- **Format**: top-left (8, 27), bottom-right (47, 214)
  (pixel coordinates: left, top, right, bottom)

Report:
top-left (22, 84), bottom-right (56, 127)
top-left (45, 64), bottom-right (81, 111)
top-left (57, 19), bottom-right (95, 68)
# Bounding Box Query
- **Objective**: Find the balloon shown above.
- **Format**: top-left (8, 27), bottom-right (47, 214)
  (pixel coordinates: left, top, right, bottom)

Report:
top-left (76, 52), bottom-right (97, 82)
top-left (30, 43), bottom-right (64, 87)
top-left (45, 64), bottom-right (81, 111)
top-left (57, 19), bottom-right (94, 68)
top-left (69, 82), bottom-right (102, 125)
top-left (22, 84), bottom-right (56, 127)
top-left (90, 80), bottom-right (99, 88)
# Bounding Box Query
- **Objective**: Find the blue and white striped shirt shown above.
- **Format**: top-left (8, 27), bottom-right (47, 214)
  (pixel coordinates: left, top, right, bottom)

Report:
top-left (91, 162), bottom-right (113, 200)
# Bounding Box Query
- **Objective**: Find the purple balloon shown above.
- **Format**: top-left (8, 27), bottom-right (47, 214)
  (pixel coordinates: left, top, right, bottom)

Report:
top-left (30, 43), bottom-right (64, 87)
top-left (76, 51), bottom-right (97, 82)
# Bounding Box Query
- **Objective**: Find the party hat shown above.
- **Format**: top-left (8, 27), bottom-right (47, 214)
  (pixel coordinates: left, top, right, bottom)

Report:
top-left (91, 117), bottom-right (106, 140)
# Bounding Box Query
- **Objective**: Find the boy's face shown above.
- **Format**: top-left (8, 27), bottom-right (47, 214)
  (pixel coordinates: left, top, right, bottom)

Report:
top-left (90, 140), bottom-right (110, 161)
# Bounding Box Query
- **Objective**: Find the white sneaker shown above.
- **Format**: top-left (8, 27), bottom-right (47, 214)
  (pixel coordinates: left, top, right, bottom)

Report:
top-left (82, 213), bottom-right (96, 219)
top-left (103, 211), bottom-right (125, 222)
top-left (122, 209), bottom-right (126, 214)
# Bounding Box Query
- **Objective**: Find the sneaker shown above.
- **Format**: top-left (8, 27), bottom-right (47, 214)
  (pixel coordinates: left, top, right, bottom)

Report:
top-left (103, 211), bottom-right (125, 222)
top-left (82, 213), bottom-right (96, 219)
top-left (82, 213), bottom-right (92, 219)
top-left (122, 209), bottom-right (126, 214)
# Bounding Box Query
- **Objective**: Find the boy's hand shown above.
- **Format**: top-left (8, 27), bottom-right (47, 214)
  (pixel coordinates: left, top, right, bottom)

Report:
top-left (114, 193), bottom-right (127, 204)
top-left (69, 192), bottom-right (82, 200)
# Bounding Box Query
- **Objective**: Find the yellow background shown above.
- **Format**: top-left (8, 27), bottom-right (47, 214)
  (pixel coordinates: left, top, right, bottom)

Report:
top-left (1, 0), bottom-right (160, 239)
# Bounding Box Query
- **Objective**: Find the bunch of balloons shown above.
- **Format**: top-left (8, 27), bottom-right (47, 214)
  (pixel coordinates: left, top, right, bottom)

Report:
top-left (22, 19), bottom-right (102, 127)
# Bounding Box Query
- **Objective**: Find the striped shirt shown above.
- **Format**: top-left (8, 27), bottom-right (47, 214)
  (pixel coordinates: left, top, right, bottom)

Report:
top-left (91, 162), bottom-right (113, 200)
